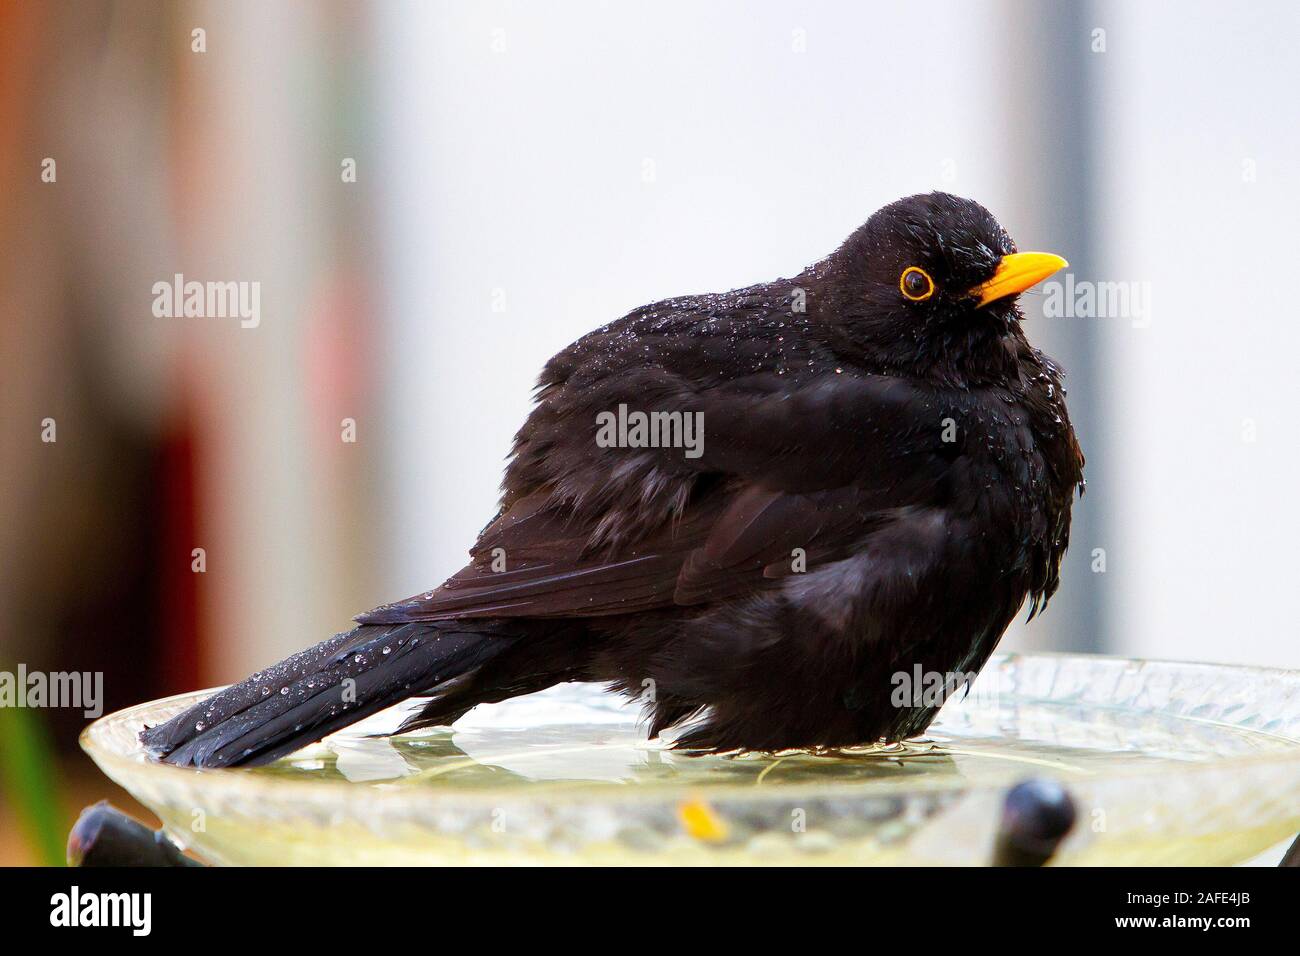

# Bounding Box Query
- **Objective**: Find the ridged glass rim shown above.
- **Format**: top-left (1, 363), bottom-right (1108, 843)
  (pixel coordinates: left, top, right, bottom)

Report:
top-left (81, 651), bottom-right (1300, 812)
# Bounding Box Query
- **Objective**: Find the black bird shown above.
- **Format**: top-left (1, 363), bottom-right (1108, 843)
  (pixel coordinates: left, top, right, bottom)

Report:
top-left (143, 192), bottom-right (1084, 768)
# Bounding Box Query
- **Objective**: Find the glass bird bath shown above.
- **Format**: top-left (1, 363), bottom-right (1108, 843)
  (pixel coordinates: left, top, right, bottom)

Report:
top-left (82, 653), bottom-right (1300, 865)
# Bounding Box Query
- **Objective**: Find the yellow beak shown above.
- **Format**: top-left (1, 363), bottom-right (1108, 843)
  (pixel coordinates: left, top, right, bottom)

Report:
top-left (969, 252), bottom-right (1068, 307)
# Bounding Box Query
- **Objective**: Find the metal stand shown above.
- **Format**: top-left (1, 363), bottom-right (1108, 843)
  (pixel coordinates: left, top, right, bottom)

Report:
top-left (67, 801), bottom-right (204, 867)
top-left (991, 778), bottom-right (1077, 866)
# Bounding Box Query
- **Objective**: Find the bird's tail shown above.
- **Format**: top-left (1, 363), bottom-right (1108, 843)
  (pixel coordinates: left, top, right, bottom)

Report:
top-left (140, 621), bottom-right (516, 768)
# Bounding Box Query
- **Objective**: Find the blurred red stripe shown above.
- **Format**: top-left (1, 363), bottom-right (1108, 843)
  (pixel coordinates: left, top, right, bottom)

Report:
top-left (158, 402), bottom-right (202, 694)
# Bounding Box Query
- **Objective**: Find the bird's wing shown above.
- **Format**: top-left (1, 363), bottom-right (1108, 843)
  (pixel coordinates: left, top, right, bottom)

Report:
top-left (359, 482), bottom-right (886, 622)
top-left (359, 369), bottom-right (955, 624)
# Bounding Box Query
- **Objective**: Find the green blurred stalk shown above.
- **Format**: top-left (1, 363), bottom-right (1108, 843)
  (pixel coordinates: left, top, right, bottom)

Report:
top-left (0, 703), bottom-right (66, 866)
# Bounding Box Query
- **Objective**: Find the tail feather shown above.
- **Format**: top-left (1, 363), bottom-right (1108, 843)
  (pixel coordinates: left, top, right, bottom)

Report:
top-left (141, 622), bottom-right (514, 768)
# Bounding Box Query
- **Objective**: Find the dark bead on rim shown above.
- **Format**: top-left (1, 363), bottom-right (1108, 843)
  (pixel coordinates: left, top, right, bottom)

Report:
top-left (992, 778), bottom-right (1077, 867)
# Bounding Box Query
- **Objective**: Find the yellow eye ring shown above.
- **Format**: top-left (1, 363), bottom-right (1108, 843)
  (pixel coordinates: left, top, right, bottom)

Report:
top-left (899, 266), bottom-right (935, 302)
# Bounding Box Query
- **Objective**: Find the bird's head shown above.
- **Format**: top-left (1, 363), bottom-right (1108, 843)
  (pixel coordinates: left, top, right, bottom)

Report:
top-left (814, 192), bottom-right (1066, 382)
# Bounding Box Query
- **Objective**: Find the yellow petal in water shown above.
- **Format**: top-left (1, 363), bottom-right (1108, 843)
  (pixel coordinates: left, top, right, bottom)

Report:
top-left (678, 799), bottom-right (728, 842)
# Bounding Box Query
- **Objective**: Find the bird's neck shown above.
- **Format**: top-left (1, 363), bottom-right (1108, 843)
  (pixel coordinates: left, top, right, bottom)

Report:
top-left (816, 319), bottom-right (1026, 388)
top-left (916, 323), bottom-right (1026, 388)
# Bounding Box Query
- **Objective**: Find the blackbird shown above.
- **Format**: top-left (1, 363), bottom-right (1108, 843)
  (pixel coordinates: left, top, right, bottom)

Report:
top-left (143, 192), bottom-right (1084, 768)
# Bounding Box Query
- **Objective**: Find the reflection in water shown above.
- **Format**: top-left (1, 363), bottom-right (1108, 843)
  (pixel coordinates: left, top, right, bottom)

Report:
top-left (261, 678), bottom-right (1279, 792)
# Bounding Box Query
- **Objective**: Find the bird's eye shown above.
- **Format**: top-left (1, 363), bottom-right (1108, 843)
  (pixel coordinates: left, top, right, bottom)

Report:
top-left (899, 266), bottom-right (935, 302)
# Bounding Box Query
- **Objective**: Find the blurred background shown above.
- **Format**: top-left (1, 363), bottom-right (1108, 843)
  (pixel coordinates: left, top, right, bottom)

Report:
top-left (2, 0), bottom-right (1298, 863)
